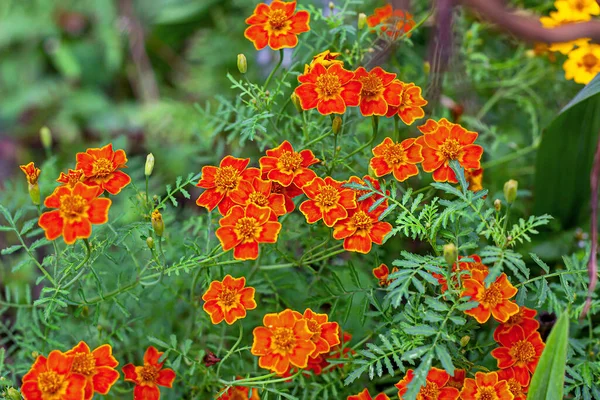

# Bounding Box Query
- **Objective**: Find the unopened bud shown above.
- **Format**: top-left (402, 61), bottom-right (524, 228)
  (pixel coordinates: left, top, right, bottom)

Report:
top-left (358, 13), bottom-right (367, 29)
top-left (503, 179), bottom-right (518, 204)
top-left (145, 153), bottom-right (155, 176)
top-left (332, 116), bottom-right (342, 134)
top-left (5, 387), bottom-right (21, 400)
top-left (329, 2), bottom-right (335, 11)
top-left (290, 92), bottom-right (302, 113)
top-left (237, 53), bottom-right (247, 74)
top-left (151, 209), bottom-right (164, 237)
top-left (265, 90), bottom-right (270, 97)
top-left (40, 126), bottom-right (52, 150)
top-left (443, 243), bottom-right (457, 266)
top-left (29, 183), bottom-right (40, 205)
top-left (494, 199), bottom-right (501, 211)
top-left (368, 165), bottom-right (377, 179)
top-left (423, 61), bottom-right (431, 76)
top-left (147, 236), bottom-right (155, 249)
top-left (31, 351), bottom-right (39, 358)
top-left (81, 306), bottom-right (89, 317)
top-left (460, 335), bottom-right (470, 347)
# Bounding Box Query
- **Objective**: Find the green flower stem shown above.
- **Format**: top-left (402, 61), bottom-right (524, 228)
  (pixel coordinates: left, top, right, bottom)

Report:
top-left (515, 269), bottom-right (588, 288)
top-left (302, 129), bottom-right (333, 150)
top-left (216, 323), bottom-right (244, 377)
top-left (58, 239), bottom-right (91, 286)
top-left (263, 49), bottom-right (284, 89)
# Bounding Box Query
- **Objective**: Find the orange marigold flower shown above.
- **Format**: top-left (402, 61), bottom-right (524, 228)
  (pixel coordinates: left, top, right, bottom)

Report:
top-left (292, 308), bottom-right (340, 357)
top-left (259, 140), bottom-right (319, 189)
top-left (385, 82), bottom-right (428, 125)
top-left (268, 178), bottom-right (303, 213)
top-left (395, 367), bottom-right (460, 399)
top-left (295, 63), bottom-right (362, 115)
top-left (372, 264), bottom-right (398, 287)
top-left (299, 176), bottom-right (357, 227)
top-left (461, 270), bottom-right (519, 323)
top-left (244, 1), bottom-right (310, 50)
top-left (460, 371), bottom-right (513, 400)
top-left (65, 341), bottom-right (120, 400)
top-left (447, 369), bottom-right (466, 391)
top-left (216, 203), bottom-right (282, 260)
top-left (75, 143), bottom-right (131, 195)
top-left (122, 346), bottom-right (176, 400)
top-left (465, 168), bottom-right (484, 192)
top-left (366, 5), bottom-right (415, 39)
top-left (493, 306), bottom-right (540, 342)
top-left (497, 367), bottom-right (529, 400)
top-left (38, 182), bottom-right (111, 245)
top-left (347, 388), bottom-right (390, 400)
top-left (230, 177), bottom-right (287, 219)
top-left (347, 175), bottom-right (388, 208)
top-left (219, 383), bottom-right (261, 400)
top-left (433, 254), bottom-right (488, 293)
top-left (491, 326), bottom-right (545, 385)
top-left (417, 119), bottom-right (483, 183)
top-left (202, 275), bottom-right (257, 325)
top-left (303, 50), bottom-right (344, 74)
top-left (370, 137), bottom-right (423, 182)
top-left (57, 169), bottom-right (85, 188)
top-left (21, 350), bottom-right (86, 400)
top-left (332, 201), bottom-right (392, 253)
top-left (20, 162), bottom-right (41, 185)
top-left (196, 156), bottom-right (260, 215)
top-left (354, 67), bottom-right (403, 116)
top-left (251, 309), bottom-right (317, 375)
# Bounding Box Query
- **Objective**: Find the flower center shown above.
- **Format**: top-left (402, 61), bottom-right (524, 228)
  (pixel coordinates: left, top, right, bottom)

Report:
top-left (249, 192), bottom-right (269, 207)
top-left (507, 378), bottom-right (523, 397)
top-left (420, 381), bottom-right (440, 398)
top-left (509, 340), bottom-right (536, 364)
top-left (278, 151), bottom-right (303, 172)
top-left (575, 0), bottom-right (586, 11)
top-left (229, 388), bottom-right (247, 400)
top-left (582, 53), bottom-right (599, 71)
top-left (359, 74), bottom-right (383, 97)
top-left (140, 363), bottom-right (159, 383)
top-left (234, 217), bottom-right (260, 240)
top-left (476, 387), bottom-right (498, 400)
top-left (218, 288), bottom-right (238, 307)
top-left (268, 9), bottom-right (288, 30)
top-left (316, 73), bottom-right (342, 97)
top-left (59, 194), bottom-right (88, 220)
top-left (66, 170), bottom-right (84, 187)
top-left (506, 309), bottom-right (524, 326)
top-left (439, 139), bottom-right (462, 160)
top-left (71, 352), bottom-right (96, 376)
top-left (38, 371), bottom-right (64, 394)
top-left (352, 211), bottom-right (373, 232)
top-left (383, 142), bottom-right (406, 165)
top-left (215, 166), bottom-right (240, 191)
top-left (272, 327), bottom-right (296, 353)
top-left (315, 185), bottom-right (340, 208)
top-left (92, 158), bottom-right (114, 177)
top-left (305, 319), bottom-right (322, 341)
top-left (481, 284), bottom-right (502, 307)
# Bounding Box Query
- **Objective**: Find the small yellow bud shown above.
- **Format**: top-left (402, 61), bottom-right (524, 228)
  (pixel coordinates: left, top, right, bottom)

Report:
top-left (358, 13), bottom-right (367, 29)
top-left (145, 153), bottom-right (155, 177)
top-left (40, 126), bottom-right (52, 150)
top-left (368, 165), bottom-right (377, 179)
top-left (6, 387), bottom-right (21, 400)
top-left (147, 236), bottom-right (155, 249)
top-left (329, 2), bottom-right (335, 11)
top-left (443, 243), bottom-right (457, 266)
top-left (503, 179), bottom-right (518, 204)
top-left (81, 306), bottom-right (89, 317)
top-left (28, 183), bottom-right (40, 205)
top-left (494, 199), bottom-right (502, 211)
top-left (290, 92), bottom-right (302, 113)
top-left (332, 116), bottom-right (342, 134)
top-left (423, 61), bottom-right (431, 76)
top-left (525, 49), bottom-right (535, 58)
top-left (460, 335), bottom-right (470, 347)
top-left (31, 351), bottom-right (39, 358)
top-left (151, 209), bottom-right (164, 237)
top-left (237, 53), bottom-right (247, 74)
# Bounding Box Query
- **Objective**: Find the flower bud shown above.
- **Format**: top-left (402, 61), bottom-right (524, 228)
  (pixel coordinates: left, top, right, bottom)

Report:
top-left (443, 243), bottom-right (457, 266)
top-left (145, 153), bottom-right (155, 176)
top-left (290, 92), bottom-right (302, 113)
top-left (503, 179), bottom-right (518, 204)
top-left (423, 61), bottom-right (431, 76)
top-left (151, 209), bottom-right (164, 237)
top-left (332, 116), bottom-right (342, 134)
top-left (40, 126), bottom-right (52, 150)
top-left (358, 13), bottom-right (367, 29)
top-left (32, 351), bottom-right (39, 358)
top-left (237, 53), bottom-right (247, 74)
top-left (494, 199), bottom-right (502, 211)
top-left (5, 387), bottom-right (21, 400)
top-left (147, 236), bottom-right (155, 249)
top-left (460, 335), bottom-right (470, 347)
top-left (328, 1), bottom-right (335, 11)
top-left (28, 183), bottom-right (41, 205)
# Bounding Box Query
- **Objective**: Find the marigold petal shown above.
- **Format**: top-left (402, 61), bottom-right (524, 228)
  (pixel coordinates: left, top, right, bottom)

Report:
top-left (87, 198), bottom-right (111, 224)
top-left (102, 170), bottom-right (131, 195)
top-left (63, 220), bottom-right (92, 245)
top-left (317, 95), bottom-right (346, 115)
top-left (257, 221), bottom-right (281, 243)
top-left (360, 97), bottom-right (388, 116)
top-left (491, 347), bottom-right (515, 369)
top-left (196, 188), bottom-right (226, 211)
top-left (290, 10), bottom-right (310, 33)
top-left (245, 3), bottom-right (270, 24)
top-left (340, 81), bottom-right (362, 107)
top-left (92, 344), bottom-right (119, 368)
top-left (475, 371), bottom-right (498, 387)
top-left (438, 387), bottom-right (460, 400)
top-left (244, 25), bottom-right (269, 50)
top-left (383, 81), bottom-right (403, 106)
top-left (259, 155), bottom-right (279, 174)
top-left (269, 32), bottom-right (298, 50)
top-left (197, 165), bottom-right (218, 188)
top-left (392, 163), bottom-right (419, 182)
top-left (233, 241), bottom-right (259, 260)
top-left (369, 221), bottom-right (392, 244)
top-left (144, 346), bottom-right (163, 366)
top-left (491, 300), bottom-right (520, 323)
top-left (464, 304), bottom-right (491, 324)
top-left (295, 84), bottom-right (320, 110)
top-left (289, 340), bottom-right (316, 368)
top-left (134, 384), bottom-right (160, 400)
top-left (449, 125), bottom-right (478, 145)
top-left (323, 204), bottom-right (347, 227)
top-left (293, 168), bottom-right (317, 188)
top-left (344, 233), bottom-right (372, 254)
top-left (156, 368), bottom-right (176, 388)
top-left (420, 146), bottom-right (445, 172)
top-left (332, 218), bottom-right (355, 239)
top-left (370, 157), bottom-right (392, 177)
top-left (268, 169), bottom-right (295, 186)
top-left (459, 144), bottom-right (483, 170)
top-left (39, 210), bottom-right (64, 241)
top-left (204, 300), bottom-right (225, 324)
top-left (239, 287), bottom-right (257, 310)
top-left (122, 364), bottom-right (138, 383)
top-left (251, 327), bottom-right (272, 355)
top-left (21, 381), bottom-right (43, 400)
top-left (432, 163), bottom-right (457, 183)
top-left (299, 200), bottom-right (323, 224)
top-left (92, 366), bottom-right (120, 394)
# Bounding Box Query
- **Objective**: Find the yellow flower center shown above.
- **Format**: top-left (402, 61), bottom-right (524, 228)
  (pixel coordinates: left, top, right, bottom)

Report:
top-left (38, 371), bottom-right (64, 394)
top-left (481, 284), bottom-right (502, 307)
top-left (315, 185), bottom-right (340, 208)
top-left (66, 170), bottom-right (84, 187)
top-left (92, 158), bottom-right (114, 177)
top-left (218, 288), bottom-right (238, 307)
top-left (509, 340), bottom-right (536, 364)
top-left (352, 211), bottom-right (373, 232)
top-left (420, 381), bottom-right (440, 398)
top-left (268, 9), bottom-right (288, 30)
top-left (382, 142), bottom-right (406, 165)
top-left (476, 387), bottom-right (498, 400)
top-left (316, 73), bottom-right (342, 98)
top-left (249, 192), bottom-right (269, 207)
top-left (575, 0), bottom-right (587, 11)
top-left (359, 74), bottom-right (383, 98)
top-left (229, 389), bottom-right (247, 400)
top-left (582, 53), bottom-right (599, 71)
top-left (59, 194), bottom-right (88, 220)
top-left (215, 166), bottom-right (240, 191)
top-left (278, 151), bottom-right (303, 172)
top-left (72, 352), bottom-right (96, 376)
top-left (234, 217), bottom-right (260, 241)
top-left (401, 87), bottom-right (415, 105)
top-left (507, 378), bottom-right (523, 397)
top-left (439, 139), bottom-right (462, 160)
top-left (305, 318), bottom-right (322, 341)
top-left (272, 327), bottom-right (296, 353)
top-left (140, 363), bottom-right (159, 383)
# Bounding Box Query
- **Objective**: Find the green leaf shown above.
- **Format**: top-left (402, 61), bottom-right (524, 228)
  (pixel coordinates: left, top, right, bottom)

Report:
top-left (527, 310), bottom-right (570, 400)
top-left (404, 325), bottom-right (437, 337)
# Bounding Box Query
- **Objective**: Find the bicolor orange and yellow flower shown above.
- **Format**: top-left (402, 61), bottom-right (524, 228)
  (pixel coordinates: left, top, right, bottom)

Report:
top-left (332, 201), bottom-right (392, 254)
top-left (385, 82), bottom-right (428, 125)
top-left (292, 308), bottom-right (340, 357)
top-left (75, 144), bottom-right (131, 195)
top-left (461, 270), bottom-right (519, 323)
top-left (395, 367), bottom-right (460, 399)
top-left (372, 264), bottom-right (398, 287)
top-left (459, 371), bottom-right (513, 400)
top-left (260, 140), bottom-right (318, 189)
top-left (21, 350), bottom-right (86, 400)
top-left (65, 341), bottom-right (120, 400)
top-left (122, 346), bottom-right (176, 400)
top-left (230, 178), bottom-right (287, 219)
top-left (244, 1), bottom-right (310, 50)
top-left (366, 5), bottom-right (415, 40)
top-left (299, 176), bottom-right (357, 227)
top-left (491, 325), bottom-right (545, 385)
top-left (202, 275), bottom-right (257, 325)
top-left (370, 137), bottom-right (423, 182)
top-left (353, 67), bottom-right (403, 116)
top-left (347, 388), bottom-right (390, 400)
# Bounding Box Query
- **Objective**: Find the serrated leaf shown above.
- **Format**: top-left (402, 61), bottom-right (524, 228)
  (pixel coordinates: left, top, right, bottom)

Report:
top-left (435, 345), bottom-right (454, 376)
top-left (404, 325), bottom-right (437, 337)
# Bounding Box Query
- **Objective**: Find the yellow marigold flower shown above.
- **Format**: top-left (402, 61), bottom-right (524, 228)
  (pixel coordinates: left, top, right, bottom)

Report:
top-left (564, 43), bottom-right (600, 84)
top-left (303, 50), bottom-right (344, 74)
top-left (555, 0), bottom-right (599, 20)
top-left (540, 5), bottom-right (591, 54)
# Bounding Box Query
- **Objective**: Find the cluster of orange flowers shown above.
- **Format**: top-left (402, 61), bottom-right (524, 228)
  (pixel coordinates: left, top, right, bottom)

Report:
top-left (21, 343), bottom-right (175, 400)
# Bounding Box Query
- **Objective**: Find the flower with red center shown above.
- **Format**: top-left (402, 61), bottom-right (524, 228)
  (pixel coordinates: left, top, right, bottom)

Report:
top-left (57, 169), bottom-right (85, 188)
top-left (299, 176), bottom-right (356, 227)
top-left (385, 82), bottom-right (428, 125)
top-left (497, 368), bottom-right (529, 400)
top-left (372, 264), bottom-right (398, 287)
top-left (75, 143), bottom-right (131, 195)
top-left (244, 1), bottom-right (310, 50)
top-left (292, 308), bottom-right (340, 357)
top-left (259, 140), bottom-right (319, 189)
top-left (295, 63), bottom-right (362, 115)
top-left (65, 341), bottom-right (120, 400)
top-left (563, 43), bottom-right (600, 85)
top-left (417, 119), bottom-right (483, 183)
top-left (216, 203), bottom-right (282, 260)
top-left (268, 178), bottom-right (303, 213)
top-left (353, 67), bottom-right (403, 116)
top-left (370, 137), bottom-right (424, 182)
top-left (459, 371), bottom-right (513, 400)
top-left (366, 5), bottom-right (415, 39)
top-left (332, 201), bottom-right (392, 253)
top-left (196, 156), bottom-right (260, 215)
top-left (122, 346), bottom-right (176, 400)
top-left (230, 178), bottom-right (286, 220)
top-left (202, 275), bottom-right (257, 325)
top-left (465, 168), bottom-right (484, 192)
top-left (395, 367), bottom-right (460, 399)
top-left (38, 182), bottom-right (111, 245)
top-left (493, 306), bottom-right (540, 342)
top-left (347, 175), bottom-right (388, 208)
top-left (219, 383), bottom-right (261, 400)
top-left (21, 350), bottom-right (86, 400)
top-left (491, 326), bottom-right (545, 385)
top-left (461, 270), bottom-right (519, 323)
top-left (303, 50), bottom-right (344, 74)
top-left (347, 388), bottom-right (390, 400)
top-left (446, 369), bottom-right (466, 391)
top-left (20, 162), bottom-right (41, 185)
top-left (251, 309), bottom-right (317, 374)
top-left (433, 254), bottom-right (488, 293)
